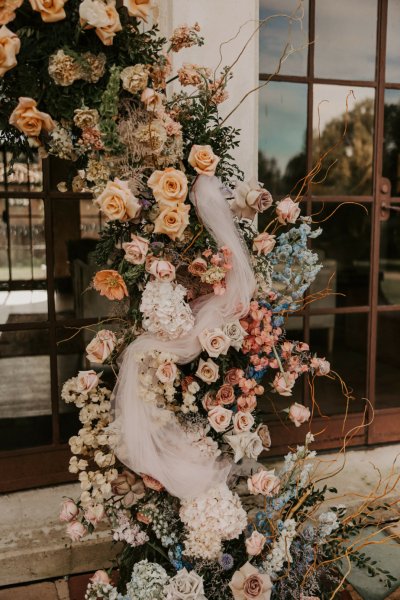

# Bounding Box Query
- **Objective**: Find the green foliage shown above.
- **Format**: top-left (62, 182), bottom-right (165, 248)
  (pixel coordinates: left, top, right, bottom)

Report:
top-left (99, 65), bottom-right (124, 154)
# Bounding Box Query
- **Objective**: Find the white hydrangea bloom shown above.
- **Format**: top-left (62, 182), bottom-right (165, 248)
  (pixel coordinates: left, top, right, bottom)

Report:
top-left (140, 281), bottom-right (194, 340)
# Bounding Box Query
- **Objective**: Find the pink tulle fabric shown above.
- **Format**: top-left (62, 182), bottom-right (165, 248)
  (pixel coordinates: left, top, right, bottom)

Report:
top-left (112, 175), bottom-right (256, 499)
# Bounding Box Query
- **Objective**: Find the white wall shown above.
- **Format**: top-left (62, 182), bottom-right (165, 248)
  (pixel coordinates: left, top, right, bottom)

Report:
top-left (158, 0), bottom-right (259, 180)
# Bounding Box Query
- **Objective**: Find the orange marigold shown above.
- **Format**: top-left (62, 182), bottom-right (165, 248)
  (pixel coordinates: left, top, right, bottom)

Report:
top-left (93, 269), bottom-right (128, 301)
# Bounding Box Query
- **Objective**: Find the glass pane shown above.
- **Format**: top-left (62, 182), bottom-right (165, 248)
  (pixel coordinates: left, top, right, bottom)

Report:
top-left (314, 0), bottom-right (377, 81)
top-left (0, 329), bottom-right (52, 449)
top-left (379, 204), bottom-right (400, 305)
top-left (0, 150), bottom-right (43, 191)
top-left (311, 203), bottom-right (371, 307)
top-left (383, 89), bottom-right (400, 196)
top-left (259, 81), bottom-right (307, 200)
top-left (312, 85), bottom-right (374, 195)
top-left (53, 198), bottom-right (107, 319)
top-left (386, 0), bottom-right (400, 83)
top-left (309, 313), bottom-right (367, 415)
top-left (259, 0), bottom-right (309, 76)
top-left (376, 311), bottom-right (400, 408)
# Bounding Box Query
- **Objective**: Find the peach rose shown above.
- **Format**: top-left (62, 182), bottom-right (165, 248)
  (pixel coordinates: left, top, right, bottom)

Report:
top-left (188, 144), bottom-right (220, 176)
top-left (59, 499), bottom-right (79, 522)
top-left (198, 327), bottom-right (231, 358)
top-left (86, 329), bottom-right (117, 363)
top-left (0, 0), bottom-right (23, 25)
top-left (90, 571), bottom-right (110, 585)
top-left (202, 391), bottom-right (219, 411)
top-left (288, 402), bottom-right (311, 427)
top-left (256, 423), bottom-right (271, 449)
top-left (148, 259), bottom-right (176, 282)
top-left (245, 530), bottom-right (266, 556)
top-left (29, 0), bottom-right (67, 22)
top-left (237, 395), bottom-right (257, 412)
top-left (142, 473), bottom-right (165, 492)
top-left (311, 356), bottom-right (331, 376)
top-left (231, 177), bottom-right (273, 220)
top-left (9, 97), bottom-right (55, 143)
top-left (253, 232), bottom-right (276, 256)
top-left (224, 368), bottom-right (244, 386)
top-left (148, 167), bottom-right (188, 207)
top-left (66, 520), bottom-right (87, 542)
top-left (76, 370), bottom-right (100, 393)
top-left (141, 87), bottom-right (164, 112)
top-left (93, 269), bottom-right (128, 301)
top-left (95, 179), bottom-right (141, 222)
top-left (233, 410), bottom-right (254, 433)
top-left (122, 234), bottom-right (149, 265)
top-left (188, 256), bottom-right (208, 277)
top-left (84, 503), bottom-right (105, 526)
top-left (195, 358), bottom-right (219, 384)
top-left (216, 384), bottom-right (235, 406)
top-left (0, 25), bottom-right (20, 76)
top-left (230, 562), bottom-right (272, 600)
top-left (122, 0), bottom-right (151, 20)
top-left (156, 360), bottom-right (177, 384)
top-left (276, 197), bottom-right (301, 224)
top-left (272, 372), bottom-right (296, 396)
top-left (248, 469), bottom-right (280, 496)
top-left (208, 405), bottom-right (232, 433)
top-left (154, 204), bottom-right (190, 240)
top-left (79, 0), bottom-right (122, 46)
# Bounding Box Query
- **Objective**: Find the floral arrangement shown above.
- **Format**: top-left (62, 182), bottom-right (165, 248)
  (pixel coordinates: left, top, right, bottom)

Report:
top-left (1, 2), bottom-right (397, 599)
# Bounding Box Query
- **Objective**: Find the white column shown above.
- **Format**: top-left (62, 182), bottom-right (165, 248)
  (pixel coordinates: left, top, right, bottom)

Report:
top-left (158, 0), bottom-right (259, 181)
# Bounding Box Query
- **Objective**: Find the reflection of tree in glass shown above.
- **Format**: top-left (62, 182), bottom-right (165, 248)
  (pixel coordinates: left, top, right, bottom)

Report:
top-left (383, 99), bottom-right (400, 196)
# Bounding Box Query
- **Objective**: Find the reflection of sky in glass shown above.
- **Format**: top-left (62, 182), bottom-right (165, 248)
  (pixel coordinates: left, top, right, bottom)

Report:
top-left (259, 0), bottom-right (308, 76)
top-left (313, 85), bottom-right (374, 132)
top-left (314, 0), bottom-right (377, 81)
top-left (386, 0), bottom-right (400, 83)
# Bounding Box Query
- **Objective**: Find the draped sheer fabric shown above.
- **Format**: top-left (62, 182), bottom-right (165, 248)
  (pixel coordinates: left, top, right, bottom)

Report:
top-left (111, 175), bottom-right (256, 499)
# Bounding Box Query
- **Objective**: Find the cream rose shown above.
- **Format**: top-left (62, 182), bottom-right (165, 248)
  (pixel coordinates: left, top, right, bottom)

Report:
top-left (59, 499), bottom-right (79, 522)
top-left (0, 0), bottom-right (23, 25)
top-left (231, 177), bottom-right (273, 220)
top-left (195, 358), bottom-right (219, 384)
top-left (248, 469), bottom-right (280, 496)
top-left (222, 320), bottom-right (247, 352)
top-left (156, 360), bottom-right (177, 384)
top-left (229, 562), bottom-right (272, 600)
top-left (86, 329), bottom-right (117, 363)
top-left (215, 384), bottom-right (235, 406)
top-left (120, 64), bottom-right (149, 94)
top-left (233, 410), bottom-right (254, 433)
top-left (148, 259), bottom-right (176, 282)
top-left (9, 97), bottom-right (55, 142)
top-left (154, 204), bottom-right (190, 240)
top-left (79, 0), bottom-right (122, 46)
top-left (0, 25), bottom-right (20, 76)
top-left (198, 327), bottom-right (231, 358)
top-left (245, 530), bottom-right (266, 557)
top-left (208, 405), bottom-right (232, 433)
top-left (122, 234), bottom-right (149, 265)
top-left (76, 370), bottom-right (100, 393)
top-left (95, 179), bottom-right (141, 221)
top-left (288, 402), bottom-right (311, 427)
top-left (122, 0), bottom-right (151, 20)
top-left (253, 232), bottom-right (276, 256)
top-left (188, 144), bottom-right (220, 176)
top-left (66, 520), bottom-right (87, 542)
top-left (237, 395), bottom-right (257, 412)
top-left (276, 196), bottom-right (301, 224)
top-left (148, 167), bottom-right (188, 206)
top-left (29, 0), bottom-right (67, 22)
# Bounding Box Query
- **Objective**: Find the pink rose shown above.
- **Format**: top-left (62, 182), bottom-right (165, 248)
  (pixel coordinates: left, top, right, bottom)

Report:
top-left (156, 360), bottom-right (177, 383)
top-left (59, 499), bottom-right (79, 522)
top-left (224, 368), bottom-right (244, 386)
top-left (195, 358), bottom-right (219, 384)
top-left (233, 410), bottom-right (255, 433)
top-left (90, 570), bottom-right (111, 585)
top-left (202, 391), bottom-right (219, 411)
top-left (231, 177), bottom-right (273, 220)
top-left (246, 530), bottom-right (266, 556)
top-left (311, 357), bottom-right (331, 376)
top-left (208, 405), bottom-right (232, 432)
top-left (256, 424), bottom-right (271, 450)
top-left (86, 329), bottom-right (117, 363)
top-left (253, 232), bottom-right (276, 256)
top-left (76, 370), bottom-right (100, 393)
top-left (248, 469), bottom-right (280, 497)
top-left (84, 503), bottom-right (105, 526)
top-left (188, 256), bottom-right (208, 276)
top-left (122, 234), bottom-right (149, 265)
top-left (237, 394), bottom-right (257, 412)
top-left (215, 384), bottom-right (235, 406)
top-left (148, 259), bottom-right (176, 282)
top-left (272, 372), bottom-right (296, 396)
top-left (66, 520), bottom-right (87, 542)
top-left (230, 562), bottom-right (272, 600)
top-left (288, 402), bottom-right (311, 427)
top-left (276, 197), bottom-right (301, 224)
top-left (188, 144), bottom-right (220, 176)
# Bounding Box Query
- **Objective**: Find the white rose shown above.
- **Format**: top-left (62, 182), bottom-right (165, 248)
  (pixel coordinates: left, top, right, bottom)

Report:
top-left (224, 431), bottom-right (263, 463)
top-left (222, 320), bottom-right (247, 352)
top-left (165, 568), bottom-right (206, 600)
